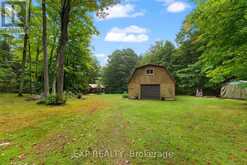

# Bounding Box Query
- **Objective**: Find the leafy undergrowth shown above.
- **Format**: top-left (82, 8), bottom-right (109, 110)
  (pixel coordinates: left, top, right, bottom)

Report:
top-left (0, 94), bottom-right (246, 164)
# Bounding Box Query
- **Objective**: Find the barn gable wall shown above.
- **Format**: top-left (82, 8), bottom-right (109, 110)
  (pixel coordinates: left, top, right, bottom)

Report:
top-left (128, 66), bottom-right (175, 99)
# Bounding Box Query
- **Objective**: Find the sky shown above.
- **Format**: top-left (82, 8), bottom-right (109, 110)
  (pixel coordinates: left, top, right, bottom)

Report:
top-left (92, 0), bottom-right (195, 66)
top-left (0, 0), bottom-right (195, 66)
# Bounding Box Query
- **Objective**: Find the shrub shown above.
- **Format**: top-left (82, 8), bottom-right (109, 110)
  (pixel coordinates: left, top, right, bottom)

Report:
top-left (45, 95), bottom-right (58, 105)
top-left (37, 94), bottom-right (67, 105)
top-left (65, 91), bottom-right (74, 98)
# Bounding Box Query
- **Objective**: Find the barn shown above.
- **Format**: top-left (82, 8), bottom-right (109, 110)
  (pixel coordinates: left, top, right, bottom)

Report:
top-left (128, 64), bottom-right (176, 100)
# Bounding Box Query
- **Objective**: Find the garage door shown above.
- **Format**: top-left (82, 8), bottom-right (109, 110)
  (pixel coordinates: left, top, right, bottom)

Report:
top-left (141, 84), bottom-right (160, 99)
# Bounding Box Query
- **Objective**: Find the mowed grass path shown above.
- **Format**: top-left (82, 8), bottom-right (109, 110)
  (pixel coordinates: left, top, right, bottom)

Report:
top-left (0, 94), bottom-right (246, 164)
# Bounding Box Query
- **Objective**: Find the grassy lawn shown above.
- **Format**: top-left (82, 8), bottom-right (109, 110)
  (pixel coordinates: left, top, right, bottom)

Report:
top-left (0, 94), bottom-right (246, 164)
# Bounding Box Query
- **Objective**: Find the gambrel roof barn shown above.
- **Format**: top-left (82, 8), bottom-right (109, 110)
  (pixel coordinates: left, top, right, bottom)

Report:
top-left (128, 64), bottom-right (176, 100)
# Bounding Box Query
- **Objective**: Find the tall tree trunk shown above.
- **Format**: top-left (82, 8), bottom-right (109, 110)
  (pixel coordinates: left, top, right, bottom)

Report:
top-left (18, 0), bottom-right (32, 96)
top-left (52, 52), bottom-right (58, 95)
top-left (35, 42), bottom-right (41, 94)
top-left (56, 0), bottom-right (70, 103)
top-left (52, 77), bottom-right (56, 95)
top-left (49, 30), bottom-right (58, 66)
top-left (35, 41), bottom-right (40, 81)
top-left (28, 41), bottom-right (32, 95)
top-left (18, 33), bottom-right (28, 96)
top-left (42, 0), bottom-right (49, 98)
top-left (28, 0), bottom-right (32, 95)
top-left (49, 31), bottom-right (58, 95)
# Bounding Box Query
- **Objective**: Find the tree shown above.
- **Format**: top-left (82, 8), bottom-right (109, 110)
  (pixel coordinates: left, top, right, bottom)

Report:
top-left (55, 0), bottom-right (70, 103)
top-left (18, 0), bottom-right (32, 96)
top-left (0, 0), bottom-right (118, 102)
top-left (55, 0), bottom-right (118, 103)
top-left (103, 49), bottom-right (138, 93)
top-left (140, 41), bottom-right (175, 73)
top-left (173, 22), bottom-right (205, 94)
top-left (0, 36), bottom-right (16, 92)
top-left (42, 0), bottom-right (49, 98)
top-left (190, 0), bottom-right (247, 83)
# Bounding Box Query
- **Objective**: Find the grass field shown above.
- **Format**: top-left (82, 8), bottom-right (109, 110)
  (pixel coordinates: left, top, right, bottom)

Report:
top-left (0, 94), bottom-right (246, 164)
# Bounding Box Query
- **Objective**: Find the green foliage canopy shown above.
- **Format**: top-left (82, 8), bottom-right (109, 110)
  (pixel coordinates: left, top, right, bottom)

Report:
top-left (103, 49), bottom-right (138, 93)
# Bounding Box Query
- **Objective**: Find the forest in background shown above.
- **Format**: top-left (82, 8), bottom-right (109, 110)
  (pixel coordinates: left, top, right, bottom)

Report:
top-left (0, 0), bottom-right (247, 103)
top-left (0, 0), bottom-right (117, 104)
top-left (103, 0), bottom-right (247, 95)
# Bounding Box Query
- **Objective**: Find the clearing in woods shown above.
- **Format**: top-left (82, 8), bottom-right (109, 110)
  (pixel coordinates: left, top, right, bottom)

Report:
top-left (0, 94), bottom-right (246, 164)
